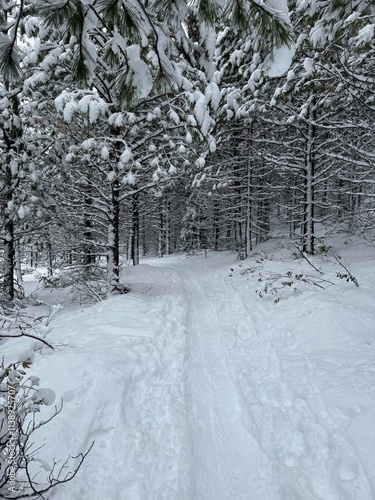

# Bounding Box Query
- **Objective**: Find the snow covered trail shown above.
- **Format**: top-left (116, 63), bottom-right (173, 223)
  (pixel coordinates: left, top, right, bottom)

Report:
top-left (14, 245), bottom-right (375, 500)
top-left (164, 251), bottom-right (375, 500)
top-left (113, 258), bottom-right (278, 500)
top-left (28, 254), bottom-right (279, 500)
top-left (176, 264), bottom-right (278, 500)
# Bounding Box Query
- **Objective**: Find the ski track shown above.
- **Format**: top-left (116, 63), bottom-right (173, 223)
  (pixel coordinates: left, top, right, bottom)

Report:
top-left (178, 268), bottom-right (276, 500)
top-left (32, 253), bottom-right (375, 500)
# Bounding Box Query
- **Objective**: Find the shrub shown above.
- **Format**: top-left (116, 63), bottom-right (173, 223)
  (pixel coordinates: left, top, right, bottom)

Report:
top-left (0, 309), bottom-right (92, 499)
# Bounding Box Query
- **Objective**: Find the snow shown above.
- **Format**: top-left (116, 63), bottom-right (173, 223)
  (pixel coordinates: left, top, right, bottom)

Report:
top-left (101, 146), bottom-right (109, 160)
top-left (310, 24), bottom-right (327, 48)
top-left (31, 387), bottom-right (56, 406)
top-left (0, 96), bottom-right (10, 110)
top-left (108, 113), bottom-right (125, 128)
top-left (126, 45), bottom-right (153, 99)
top-left (304, 57), bottom-right (314, 74)
top-left (4, 234), bottom-right (375, 499)
top-left (195, 158), bottom-right (206, 171)
top-left (261, 0), bottom-right (294, 78)
top-left (263, 45), bottom-right (295, 78)
top-left (169, 109), bottom-right (180, 125)
top-left (63, 100), bottom-right (78, 123)
top-left (344, 12), bottom-right (360, 26)
top-left (122, 171), bottom-right (136, 185)
top-left (194, 92), bottom-right (208, 125)
top-left (17, 205), bottom-right (29, 219)
top-left (17, 349), bottom-right (35, 365)
top-left (120, 148), bottom-right (132, 164)
top-left (112, 31), bottom-right (127, 54)
top-left (354, 25), bottom-right (375, 46)
top-left (266, 0), bottom-right (289, 19)
top-left (78, 95), bottom-right (107, 124)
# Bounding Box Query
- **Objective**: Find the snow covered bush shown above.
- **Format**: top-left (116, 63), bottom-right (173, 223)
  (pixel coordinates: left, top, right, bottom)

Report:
top-left (38, 265), bottom-right (120, 303)
top-left (0, 311), bottom-right (92, 498)
top-left (256, 271), bottom-right (330, 303)
top-left (254, 245), bottom-right (359, 302)
top-left (1, 356), bottom-right (53, 496)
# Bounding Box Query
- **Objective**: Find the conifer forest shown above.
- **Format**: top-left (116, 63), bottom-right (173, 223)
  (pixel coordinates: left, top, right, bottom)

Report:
top-left (1, 2), bottom-right (375, 499)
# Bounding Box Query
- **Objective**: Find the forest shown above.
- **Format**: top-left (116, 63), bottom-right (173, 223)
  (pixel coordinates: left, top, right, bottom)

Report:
top-left (0, 0), bottom-right (373, 300)
top-left (1, 1), bottom-right (375, 499)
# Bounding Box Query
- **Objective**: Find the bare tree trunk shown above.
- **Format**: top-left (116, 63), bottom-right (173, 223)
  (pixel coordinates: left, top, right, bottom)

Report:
top-left (164, 198), bottom-right (170, 255)
top-left (141, 215), bottom-right (147, 257)
top-left (2, 91), bottom-right (22, 301)
top-left (83, 188), bottom-right (96, 268)
top-left (235, 200), bottom-right (243, 256)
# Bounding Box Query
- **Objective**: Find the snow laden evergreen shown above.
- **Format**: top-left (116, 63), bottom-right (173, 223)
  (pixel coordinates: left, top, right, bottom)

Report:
top-left (24, 0), bottom-right (290, 290)
top-left (1, 0), bottom-right (375, 278)
top-left (192, 0), bottom-right (375, 256)
top-left (0, 0), bottom-right (294, 298)
top-left (50, 90), bottom-right (204, 293)
top-left (0, 2), bottom-right (59, 302)
top-left (31, 8), bottom-right (213, 291)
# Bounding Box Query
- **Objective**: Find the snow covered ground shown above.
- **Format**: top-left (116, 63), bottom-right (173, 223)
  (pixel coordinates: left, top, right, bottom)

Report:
top-left (3, 233), bottom-right (375, 499)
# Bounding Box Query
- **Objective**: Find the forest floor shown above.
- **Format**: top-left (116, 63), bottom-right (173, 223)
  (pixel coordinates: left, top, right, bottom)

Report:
top-left (4, 232), bottom-right (375, 499)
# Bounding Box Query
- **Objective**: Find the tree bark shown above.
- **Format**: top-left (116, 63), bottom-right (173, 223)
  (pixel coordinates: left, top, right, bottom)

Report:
top-left (2, 101), bottom-right (21, 301)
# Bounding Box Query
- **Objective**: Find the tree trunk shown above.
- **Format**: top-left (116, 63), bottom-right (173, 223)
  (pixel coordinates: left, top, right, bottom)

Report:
top-left (14, 238), bottom-right (23, 288)
top-left (213, 201), bottom-right (220, 251)
top-left (158, 203), bottom-right (164, 258)
top-left (30, 248), bottom-right (38, 268)
top-left (83, 189), bottom-right (96, 268)
top-left (141, 215), bottom-right (147, 257)
top-left (245, 127), bottom-right (253, 257)
top-left (131, 193), bottom-right (140, 266)
top-left (302, 96), bottom-right (316, 255)
top-left (46, 238), bottom-right (53, 277)
top-left (107, 180), bottom-right (121, 292)
top-left (2, 91), bottom-right (22, 301)
top-left (235, 200), bottom-right (243, 257)
top-left (3, 217), bottom-right (15, 301)
top-left (164, 198), bottom-right (171, 255)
